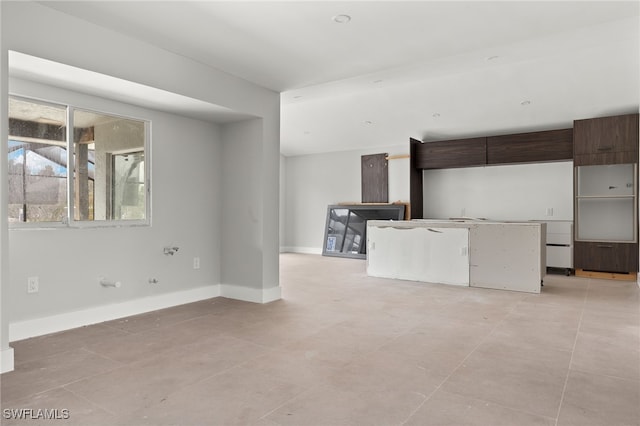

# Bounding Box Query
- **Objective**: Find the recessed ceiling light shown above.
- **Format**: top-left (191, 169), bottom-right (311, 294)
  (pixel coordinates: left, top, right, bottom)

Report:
top-left (432, 113), bottom-right (441, 118)
top-left (332, 14), bottom-right (351, 23)
top-left (372, 79), bottom-right (383, 84)
top-left (303, 131), bottom-right (311, 135)
top-left (521, 100), bottom-right (531, 106)
top-left (293, 95), bottom-right (303, 99)
top-left (486, 55), bottom-right (500, 61)
top-left (364, 120), bottom-right (373, 125)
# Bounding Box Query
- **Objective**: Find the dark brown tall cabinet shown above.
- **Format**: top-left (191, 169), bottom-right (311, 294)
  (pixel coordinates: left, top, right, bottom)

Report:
top-left (573, 113), bottom-right (639, 276)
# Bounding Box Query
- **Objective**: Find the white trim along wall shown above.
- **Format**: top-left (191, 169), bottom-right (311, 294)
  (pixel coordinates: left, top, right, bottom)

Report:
top-left (9, 282), bottom-right (281, 343)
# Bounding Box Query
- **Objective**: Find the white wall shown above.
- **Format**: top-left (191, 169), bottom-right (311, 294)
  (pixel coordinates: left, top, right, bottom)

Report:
top-left (283, 147), bottom-right (574, 253)
top-left (221, 119), bottom-right (264, 288)
top-left (283, 145), bottom-right (409, 253)
top-left (7, 78), bottom-right (223, 322)
top-left (280, 154), bottom-right (286, 250)
top-left (0, 2), bottom-right (12, 372)
top-left (0, 1), bottom-right (280, 371)
top-left (423, 161), bottom-right (574, 221)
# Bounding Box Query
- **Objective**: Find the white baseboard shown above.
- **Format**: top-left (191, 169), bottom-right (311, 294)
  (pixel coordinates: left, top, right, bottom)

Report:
top-left (280, 246), bottom-right (322, 255)
top-left (1, 347), bottom-right (15, 373)
top-left (9, 285), bottom-right (221, 342)
top-left (9, 282), bottom-right (283, 345)
top-left (221, 284), bottom-right (282, 303)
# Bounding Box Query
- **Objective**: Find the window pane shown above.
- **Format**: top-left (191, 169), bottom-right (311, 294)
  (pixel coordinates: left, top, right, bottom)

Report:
top-left (112, 151), bottom-right (145, 220)
top-left (73, 109), bottom-right (146, 221)
top-left (8, 97), bottom-right (68, 223)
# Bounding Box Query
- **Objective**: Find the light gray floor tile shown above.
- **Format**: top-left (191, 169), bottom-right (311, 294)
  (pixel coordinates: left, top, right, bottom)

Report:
top-left (404, 389), bottom-right (556, 426)
top-left (557, 370), bottom-right (640, 426)
top-left (441, 349), bottom-right (568, 418)
top-left (1, 254), bottom-right (638, 426)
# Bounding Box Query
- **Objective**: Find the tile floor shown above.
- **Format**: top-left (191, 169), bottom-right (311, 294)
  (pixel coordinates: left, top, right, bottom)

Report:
top-left (1, 253), bottom-right (639, 425)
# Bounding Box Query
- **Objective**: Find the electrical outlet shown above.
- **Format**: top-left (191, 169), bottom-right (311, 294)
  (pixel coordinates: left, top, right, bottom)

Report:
top-left (27, 276), bottom-right (39, 293)
top-left (193, 257), bottom-right (200, 270)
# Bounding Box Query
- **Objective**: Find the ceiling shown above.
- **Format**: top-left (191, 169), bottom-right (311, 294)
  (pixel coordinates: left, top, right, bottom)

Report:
top-left (22, 1), bottom-right (640, 156)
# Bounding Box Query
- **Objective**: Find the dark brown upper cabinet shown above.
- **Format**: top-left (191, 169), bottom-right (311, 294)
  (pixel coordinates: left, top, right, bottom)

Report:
top-left (487, 129), bottom-right (573, 165)
top-left (573, 113), bottom-right (639, 166)
top-left (415, 137), bottom-right (487, 169)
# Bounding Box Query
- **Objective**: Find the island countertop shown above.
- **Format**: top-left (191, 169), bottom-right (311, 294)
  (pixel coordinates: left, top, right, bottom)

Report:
top-left (368, 218), bottom-right (545, 227)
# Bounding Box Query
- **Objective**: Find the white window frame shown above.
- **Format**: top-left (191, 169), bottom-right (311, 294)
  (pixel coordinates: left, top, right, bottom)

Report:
top-left (8, 94), bottom-right (152, 229)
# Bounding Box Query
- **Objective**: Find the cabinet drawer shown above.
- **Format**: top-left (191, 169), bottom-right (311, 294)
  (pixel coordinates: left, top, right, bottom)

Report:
top-left (545, 221), bottom-right (573, 235)
top-left (547, 245), bottom-right (573, 268)
top-left (574, 241), bottom-right (638, 273)
top-left (547, 233), bottom-right (572, 245)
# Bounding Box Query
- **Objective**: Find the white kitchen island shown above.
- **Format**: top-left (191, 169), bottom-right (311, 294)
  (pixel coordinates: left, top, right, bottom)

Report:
top-left (367, 219), bottom-right (546, 293)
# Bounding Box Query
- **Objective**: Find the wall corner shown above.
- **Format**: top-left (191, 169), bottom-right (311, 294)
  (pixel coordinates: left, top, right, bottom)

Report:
top-left (1, 347), bottom-right (15, 373)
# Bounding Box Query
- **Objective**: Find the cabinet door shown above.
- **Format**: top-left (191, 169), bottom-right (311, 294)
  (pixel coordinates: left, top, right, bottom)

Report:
top-left (361, 153), bottom-right (388, 203)
top-left (367, 225), bottom-right (470, 286)
top-left (469, 224), bottom-right (543, 293)
top-left (415, 137), bottom-right (486, 169)
top-left (487, 129), bottom-right (573, 164)
top-left (575, 163), bottom-right (636, 242)
top-left (574, 241), bottom-right (638, 273)
top-left (574, 113), bottom-right (639, 165)
top-left (576, 197), bottom-right (635, 241)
